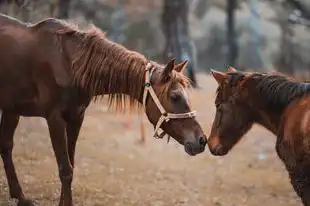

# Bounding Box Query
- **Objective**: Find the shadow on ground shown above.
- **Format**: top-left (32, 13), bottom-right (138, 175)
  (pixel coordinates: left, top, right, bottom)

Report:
top-left (0, 73), bottom-right (301, 206)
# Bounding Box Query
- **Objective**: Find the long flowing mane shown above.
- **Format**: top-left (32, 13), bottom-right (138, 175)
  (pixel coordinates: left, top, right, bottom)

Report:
top-left (55, 23), bottom-right (149, 111)
top-left (34, 19), bottom-right (191, 112)
top-left (251, 73), bottom-right (310, 109)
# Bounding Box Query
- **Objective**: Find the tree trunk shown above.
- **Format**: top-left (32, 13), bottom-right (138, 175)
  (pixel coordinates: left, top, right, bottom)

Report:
top-left (276, 16), bottom-right (295, 75)
top-left (162, 0), bottom-right (198, 87)
top-left (57, 0), bottom-right (70, 19)
top-left (226, 0), bottom-right (238, 67)
top-left (109, 0), bottom-right (126, 44)
top-left (287, 0), bottom-right (310, 20)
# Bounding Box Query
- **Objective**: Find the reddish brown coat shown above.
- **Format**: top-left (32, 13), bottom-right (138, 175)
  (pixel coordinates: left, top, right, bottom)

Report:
top-left (209, 68), bottom-right (310, 206)
top-left (0, 14), bottom-right (206, 206)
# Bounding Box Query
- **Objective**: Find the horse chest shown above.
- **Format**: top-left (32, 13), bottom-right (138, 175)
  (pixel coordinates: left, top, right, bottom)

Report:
top-left (9, 93), bottom-right (58, 117)
top-left (1, 81), bottom-right (66, 117)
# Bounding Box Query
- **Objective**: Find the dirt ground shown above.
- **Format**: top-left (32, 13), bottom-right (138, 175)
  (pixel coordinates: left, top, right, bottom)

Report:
top-left (0, 73), bottom-right (302, 206)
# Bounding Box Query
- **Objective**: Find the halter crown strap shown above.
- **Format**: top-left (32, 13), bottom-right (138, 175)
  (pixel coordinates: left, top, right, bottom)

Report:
top-left (142, 62), bottom-right (197, 141)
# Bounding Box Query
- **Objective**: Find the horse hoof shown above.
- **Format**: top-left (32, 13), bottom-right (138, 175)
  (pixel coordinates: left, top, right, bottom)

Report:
top-left (17, 199), bottom-right (34, 206)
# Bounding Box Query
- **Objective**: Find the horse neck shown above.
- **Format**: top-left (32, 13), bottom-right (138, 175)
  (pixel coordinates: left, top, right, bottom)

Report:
top-left (98, 58), bottom-right (147, 103)
top-left (253, 107), bottom-right (283, 135)
top-left (99, 64), bottom-right (147, 102)
top-left (246, 83), bottom-right (283, 135)
top-left (64, 34), bottom-right (148, 104)
top-left (86, 57), bottom-right (147, 104)
top-left (250, 79), bottom-right (310, 135)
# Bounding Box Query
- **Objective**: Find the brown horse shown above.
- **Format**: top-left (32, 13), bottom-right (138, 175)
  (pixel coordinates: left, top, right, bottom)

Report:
top-left (208, 67), bottom-right (310, 206)
top-left (0, 14), bottom-right (207, 206)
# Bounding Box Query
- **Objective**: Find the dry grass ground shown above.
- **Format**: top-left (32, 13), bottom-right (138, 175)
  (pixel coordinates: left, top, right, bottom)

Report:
top-left (0, 73), bottom-right (302, 206)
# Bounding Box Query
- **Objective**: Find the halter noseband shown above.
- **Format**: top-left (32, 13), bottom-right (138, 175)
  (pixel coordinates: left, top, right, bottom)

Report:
top-left (142, 62), bottom-right (197, 142)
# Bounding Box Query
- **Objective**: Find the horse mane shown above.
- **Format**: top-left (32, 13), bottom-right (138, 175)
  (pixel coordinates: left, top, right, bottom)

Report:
top-left (249, 73), bottom-right (310, 109)
top-left (51, 21), bottom-right (190, 112)
top-left (220, 71), bottom-right (310, 109)
top-left (60, 25), bottom-right (147, 112)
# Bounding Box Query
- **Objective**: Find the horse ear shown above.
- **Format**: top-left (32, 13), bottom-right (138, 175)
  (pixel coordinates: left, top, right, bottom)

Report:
top-left (210, 69), bottom-right (227, 84)
top-left (162, 58), bottom-right (176, 80)
top-left (174, 60), bottom-right (188, 73)
top-left (227, 66), bottom-right (237, 72)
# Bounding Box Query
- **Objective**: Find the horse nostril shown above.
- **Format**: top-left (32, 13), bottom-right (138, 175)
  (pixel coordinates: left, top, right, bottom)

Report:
top-left (213, 144), bottom-right (226, 155)
top-left (199, 136), bottom-right (207, 146)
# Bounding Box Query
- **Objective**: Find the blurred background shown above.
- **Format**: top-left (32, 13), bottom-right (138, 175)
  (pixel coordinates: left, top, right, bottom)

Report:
top-left (0, 0), bottom-right (308, 206)
top-left (1, 0), bottom-right (310, 81)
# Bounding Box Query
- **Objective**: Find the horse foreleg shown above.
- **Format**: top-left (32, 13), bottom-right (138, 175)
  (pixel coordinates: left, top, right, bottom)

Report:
top-left (0, 112), bottom-right (32, 206)
top-left (47, 110), bottom-right (73, 206)
top-left (301, 188), bottom-right (310, 206)
top-left (64, 107), bottom-right (85, 169)
top-left (57, 107), bottom-right (85, 204)
top-left (289, 167), bottom-right (310, 206)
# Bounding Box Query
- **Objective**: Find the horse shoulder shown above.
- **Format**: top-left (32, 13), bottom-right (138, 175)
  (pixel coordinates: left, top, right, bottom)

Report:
top-left (29, 23), bottom-right (72, 88)
top-left (282, 97), bottom-right (310, 154)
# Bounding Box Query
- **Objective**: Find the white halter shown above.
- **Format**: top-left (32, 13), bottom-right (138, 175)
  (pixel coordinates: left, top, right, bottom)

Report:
top-left (142, 62), bottom-right (197, 141)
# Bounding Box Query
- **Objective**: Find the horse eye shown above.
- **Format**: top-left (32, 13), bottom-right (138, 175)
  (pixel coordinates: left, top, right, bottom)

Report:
top-left (171, 94), bottom-right (181, 102)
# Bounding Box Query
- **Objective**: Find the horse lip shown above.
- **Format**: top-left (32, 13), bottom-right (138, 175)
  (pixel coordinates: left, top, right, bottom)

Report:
top-left (184, 143), bottom-right (197, 156)
top-left (209, 145), bottom-right (228, 156)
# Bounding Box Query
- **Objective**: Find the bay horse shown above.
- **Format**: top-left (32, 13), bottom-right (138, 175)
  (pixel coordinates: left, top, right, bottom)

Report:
top-left (0, 14), bottom-right (207, 206)
top-left (208, 67), bottom-right (310, 205)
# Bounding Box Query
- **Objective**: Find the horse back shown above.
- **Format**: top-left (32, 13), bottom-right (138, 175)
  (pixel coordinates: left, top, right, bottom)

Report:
top-left (0, 13), bottom-right (27, 27)
top-left (28, 18), bottom-right (71, 32)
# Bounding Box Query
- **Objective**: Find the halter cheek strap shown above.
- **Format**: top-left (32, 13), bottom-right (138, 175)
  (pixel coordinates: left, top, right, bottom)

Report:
top-left (142, 62), bottom-right (197, 142)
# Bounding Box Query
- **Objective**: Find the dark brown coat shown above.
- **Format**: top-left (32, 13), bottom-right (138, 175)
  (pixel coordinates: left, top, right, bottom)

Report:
top-left (0, 14), bottom-right (206, 206)
top-left (208, 67), bottom-right (310, 206)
